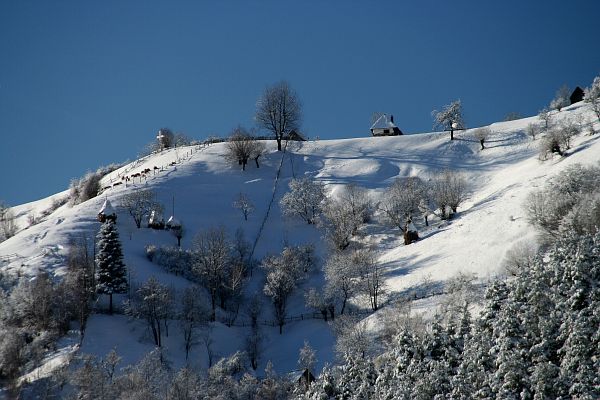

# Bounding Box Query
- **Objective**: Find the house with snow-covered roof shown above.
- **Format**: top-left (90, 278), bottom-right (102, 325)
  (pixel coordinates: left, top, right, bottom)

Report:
top-left (370, 114), bottom-right (403, 136)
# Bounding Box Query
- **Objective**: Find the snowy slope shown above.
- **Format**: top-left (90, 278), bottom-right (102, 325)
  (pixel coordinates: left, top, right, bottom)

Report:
top-left (1, 102), bottom-right (599, 378)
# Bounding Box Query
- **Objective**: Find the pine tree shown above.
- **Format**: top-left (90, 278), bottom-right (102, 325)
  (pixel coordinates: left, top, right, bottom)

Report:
top-left (95, 221), bottom-right (128, 314)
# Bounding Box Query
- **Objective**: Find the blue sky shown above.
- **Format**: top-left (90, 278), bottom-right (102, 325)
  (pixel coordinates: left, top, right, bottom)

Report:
top-left (1, 0), bottom-right (599, 205)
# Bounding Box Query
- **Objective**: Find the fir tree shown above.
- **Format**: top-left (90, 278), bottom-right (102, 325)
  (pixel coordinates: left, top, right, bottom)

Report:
top-left (95, 220), bottom-right (128, 314)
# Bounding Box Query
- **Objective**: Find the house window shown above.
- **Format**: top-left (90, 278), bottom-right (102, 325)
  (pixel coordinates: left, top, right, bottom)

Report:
top-left (383, 129), bottom-right (390, 134)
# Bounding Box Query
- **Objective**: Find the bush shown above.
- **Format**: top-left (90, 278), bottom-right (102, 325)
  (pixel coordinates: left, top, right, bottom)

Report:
top-left (525, 163), bottom-right (600, 238)
top-left (145, 245), bottom-right (195, 279)
top-left (69, 164), bottom-right (122, 205)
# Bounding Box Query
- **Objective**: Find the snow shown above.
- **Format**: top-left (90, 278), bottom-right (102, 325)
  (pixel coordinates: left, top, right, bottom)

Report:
top-left (2, 102), bottom-right (599, 381)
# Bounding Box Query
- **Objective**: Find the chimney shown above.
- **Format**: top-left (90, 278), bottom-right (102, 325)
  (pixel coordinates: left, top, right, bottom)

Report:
top-left (390, 115), bottom-right (394, 123)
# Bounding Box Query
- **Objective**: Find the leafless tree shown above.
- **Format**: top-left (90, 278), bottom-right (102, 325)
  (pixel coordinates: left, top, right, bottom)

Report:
top-left (233, 193), bottom-right (255, 221)
top-left (550, 84), bottom-right (570, 111)
top-left (322, 199), bottom-right (357, 251)
top-left (430, 170), bottom-right (467, 218)
top-left (538, 107), bottom-right (552, 130)
top-left (502, 240), bottom-right (538, 277)
top-left (325, 252), bottom-right (361, 315)
top-left (473, 127), bottom-right (491, 150)
top-left (192, 227), bottom-right (231, 321)
top-left (255, 81), bottom-right (302, 151)
top-left (280, 178), bottom-right (326, 224)
top-left (339, 184), bottom-right (373, 231)
top-left (126, 277), bottom-right (173, 347)
top-left (120, 189), bottom-right (161, 228)
top-left (584, 75), bottom-right (600, 120)
top-left (526, 123), bottom-right (540, 140)
top-left (355, 248), bottom-right (385, 311)
top-left (432, 99), bottom-right (464, 140)
top-left (380, 177), bottom-right (427, 230)
top-left (225, 127), bottom-right (254, 171)
top-left (333, 315), bottom-right (372, 359)
top-left (0, 201), bottom-right (17, 241)
top-left (179, 286), bottom-right (209, 362)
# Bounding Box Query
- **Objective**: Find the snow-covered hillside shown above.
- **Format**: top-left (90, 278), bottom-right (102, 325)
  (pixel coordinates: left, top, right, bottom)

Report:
top-left (1, 102), bottom-right (599, 382)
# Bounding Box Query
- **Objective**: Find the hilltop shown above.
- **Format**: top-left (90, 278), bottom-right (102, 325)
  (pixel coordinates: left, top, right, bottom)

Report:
top-left (1, 101), bottom-right (599, 387)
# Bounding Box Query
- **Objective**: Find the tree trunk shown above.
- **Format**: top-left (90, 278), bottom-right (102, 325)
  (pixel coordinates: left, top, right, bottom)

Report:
top-left (109, 293), bottom-right (113, 314)
top-left (450, 128), bottom-right (454, 141)
top-left (276, 137), bottom-right (282, 151)
top-left (480, 139), bottom-right (485, 150)
top-left (279, 323), bottom-right (283, 334)
top-left (254, 157), bottom-right (260, 168)
top-left (424, 215), bottom-right (429, 226)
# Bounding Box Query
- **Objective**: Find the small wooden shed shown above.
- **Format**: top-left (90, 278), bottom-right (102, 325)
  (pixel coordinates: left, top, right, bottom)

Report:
top-left (570, 87), bottom-right (585, 104)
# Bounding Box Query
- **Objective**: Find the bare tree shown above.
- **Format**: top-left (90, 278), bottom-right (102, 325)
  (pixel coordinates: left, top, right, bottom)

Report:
top-left (233, 193), bottom-right (255, 221)
top-left (355, 248), bottom-right (385, 311)
top-left (473, 127), bottom-right (491, 150)
top-left (333, 315), bottom-right (372, 359)
top-left (0, 201), bottom-right (17, 241)
top-left (324, 251), bottom-right (364, 315)
top-left (322, 199), bottom-right (357, 251)
top-left (225, 126), bottom-right (256, 171)
top-left (339, 184), bottom-right (373, 229)
top-left (380, 177), bottom-right (426, 230)
top-left (192, 227), bottom-right (231, 321)
top-left (120, 189), bottom-right (161, 228)
top-left (538, 107), bottom-right (552, 130)
top-left (261, 245), bottom-right (314, 334)
top-left (280, 178), bottom-right (326, 224)
top-left (305, 287), bottom-right (335, 321)
top-left (584, 75), bottom-right (600, 120)
top-left (550, 84), bottom-right (570, 112)
top-left (126, 277), bottom-right (172, 347)
top-left (255, 81), bottom-right (302, 151)
top-left (432, 99), bottom-right (464, 140)
top-left (179, 286), bottom-right (209, 362)
top-left (430, 170), bottom-right (467, 218)
top-left (526, 123), bottom-right (540, 140)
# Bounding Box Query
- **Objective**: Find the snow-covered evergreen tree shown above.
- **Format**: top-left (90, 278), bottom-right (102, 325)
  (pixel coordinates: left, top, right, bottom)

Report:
top-left (95, 221), bottom-right (128, 314)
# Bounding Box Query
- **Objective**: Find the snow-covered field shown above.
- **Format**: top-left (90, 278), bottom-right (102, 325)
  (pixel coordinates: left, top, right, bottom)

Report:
top-left (1, 102), bottom-right (599, 381)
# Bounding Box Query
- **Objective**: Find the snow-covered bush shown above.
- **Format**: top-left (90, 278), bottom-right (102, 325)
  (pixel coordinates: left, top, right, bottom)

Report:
top-left (69, 171), bottom-right (102, 205)
top-left (69, 164), bottom-right (122, 205)
top-left (538, 121), bottom-right (580, 160)
top-left (502, 240), bottom-right (538, 276)
top-left (280, 177), bottom-right (326, 224)
top-left (146, 245), bottom-right (195, 278)
top-left (525, 163), bottom-right (600, 237)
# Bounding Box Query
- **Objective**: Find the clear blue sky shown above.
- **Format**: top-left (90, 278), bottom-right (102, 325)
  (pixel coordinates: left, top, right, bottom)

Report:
top-left (1, 0), bottom-right (599, 205)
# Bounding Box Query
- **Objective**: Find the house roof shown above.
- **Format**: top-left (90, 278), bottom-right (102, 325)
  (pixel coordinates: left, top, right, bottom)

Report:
top-left (98, 199), bottom-right (115, 215)
top-left (370, 114), bottom-right (397, 130)
top-left (167, 216), bottom-right (181, 227)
